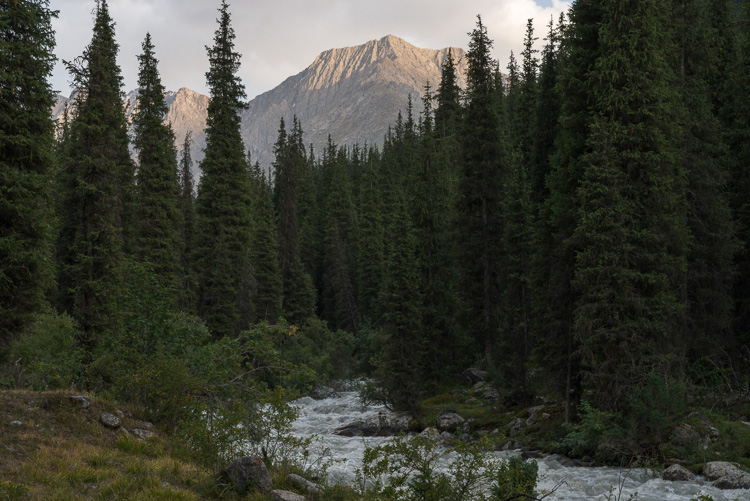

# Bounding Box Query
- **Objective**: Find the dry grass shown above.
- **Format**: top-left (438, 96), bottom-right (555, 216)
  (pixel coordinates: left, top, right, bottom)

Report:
top-left (0, 389), bottom-right (224, 500)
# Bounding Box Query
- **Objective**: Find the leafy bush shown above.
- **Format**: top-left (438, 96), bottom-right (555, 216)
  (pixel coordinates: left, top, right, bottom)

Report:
top-left (557, 400), bottom-right (625, 464)
top-left (9, 312), bottom-right (83, 390)
top-left (491, 455), bottom-right (538, 500)
top-left (356, 434), bottom-right (542, 500)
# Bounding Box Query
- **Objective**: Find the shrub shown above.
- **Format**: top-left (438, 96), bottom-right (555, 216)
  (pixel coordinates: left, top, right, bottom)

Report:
top-left (9, 312), bottom-right (83, 390)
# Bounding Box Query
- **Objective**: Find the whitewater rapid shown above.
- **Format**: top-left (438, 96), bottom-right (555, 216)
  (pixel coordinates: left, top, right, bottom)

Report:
top-left (290, 391), bottom-right (748, 500)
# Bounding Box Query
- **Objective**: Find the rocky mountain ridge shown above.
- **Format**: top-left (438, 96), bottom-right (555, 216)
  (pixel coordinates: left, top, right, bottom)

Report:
top-left (52, 35), bottom-right (467, 174)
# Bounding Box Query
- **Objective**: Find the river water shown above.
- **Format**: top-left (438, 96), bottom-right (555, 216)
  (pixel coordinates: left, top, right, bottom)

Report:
top-left (290, 391), bottom-right (748, 500)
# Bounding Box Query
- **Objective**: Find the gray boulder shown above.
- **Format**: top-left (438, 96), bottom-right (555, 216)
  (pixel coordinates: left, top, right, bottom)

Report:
top-left (702, 462), bottom-right (750, 490)
top-left (222, 456), bottom-right (273, 494)
top-left (100, 413), bottom-right (121, 429)
top-left (436, 411), bottom-right (465, 432)
top-left (526, 413), bottom-right (538, 427)
top-left (271, 490), bottom-right (305, 501)
top-left (287, 473), bottom-right (319, 495)
top-left (663, 464), bottom-right (696, 482)
top-left (309, 386), bottom-right (340, 400)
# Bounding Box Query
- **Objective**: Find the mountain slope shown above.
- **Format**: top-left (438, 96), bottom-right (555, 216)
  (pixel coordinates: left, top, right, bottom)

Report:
top-left (53, 35), bottom-right (467, 172)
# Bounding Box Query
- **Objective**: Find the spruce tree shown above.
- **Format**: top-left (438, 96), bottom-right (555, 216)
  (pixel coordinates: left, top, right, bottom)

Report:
top-left (459, 16), bottom-right (503, 364)
top-left (573, 0), bottom-right (687, 410)
top-left (249, 167), bottom-right (282, 323)
top-left (273, 116), bottom-right (316, 323)
top-left (541, 0), bottom-right (604, 420)
top-left (673, 0), bottom-right (738, 364)
top-left (58, 0), bottom-right (134, 353)
top-left (194, 0), bottom-right (253, 337)
top-left (178, 131), bottom-right (197, 311)
top-left (0, 0), bottom-right (57, 344)
top-left (133, 33), bottom-right (181, 294)
top-left (434, 49), bottom-right (462, 140)
top-left (377, 194), bottom-right (423, 415)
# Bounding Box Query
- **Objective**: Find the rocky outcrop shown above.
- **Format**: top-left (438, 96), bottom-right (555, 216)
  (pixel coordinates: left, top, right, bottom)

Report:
top-left (702, 462), bottom-right (750, 490)
top-left (222, 456), bottom-right (273, 494)
top-left (69, 395), bottom-right (91, 408)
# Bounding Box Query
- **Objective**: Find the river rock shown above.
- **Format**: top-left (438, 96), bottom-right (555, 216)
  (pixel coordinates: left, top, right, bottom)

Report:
top-left (332, 411), bottom-right (411, 437)
top-left (69, 396), bottom-right (90, 408)
top-left (547, 454), bottom-right (580, 467)
top-left (663, 464), bottom-right (696, 482)
top-left (702, 461), bottom-right (750, 489)
top-left (100, 413), bottom-right (121, 429)
top-left (309, 386), bottom-right (340, 400)
top-left (222, 456), bottom-right (272, 494)
top-left (271, 489), bottom-right (305, 501)
top-left (461, 368), bottom-right (486, 386)
top-left (436, 411), bottom-right (465, 432)
top-left (287, 473), bottom-right (319, 494)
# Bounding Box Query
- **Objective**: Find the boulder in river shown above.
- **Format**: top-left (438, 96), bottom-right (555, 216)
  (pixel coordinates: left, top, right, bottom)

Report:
top-left (332, 411), bottom-right (412, 437)
top-left (222, 456), bottom-right (273, 494)
top-left (702, 461), bottom-right (750, 490)
top-left (662, 464), bottom-right (697, 482)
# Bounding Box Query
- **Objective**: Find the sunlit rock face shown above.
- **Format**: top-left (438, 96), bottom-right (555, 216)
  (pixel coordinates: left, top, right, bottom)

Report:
top-left (53, 35), bottom-right (468, 175)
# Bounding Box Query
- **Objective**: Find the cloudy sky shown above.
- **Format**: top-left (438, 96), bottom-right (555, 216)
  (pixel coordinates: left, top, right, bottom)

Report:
top-left (48, 0), bottom-right (572, 99)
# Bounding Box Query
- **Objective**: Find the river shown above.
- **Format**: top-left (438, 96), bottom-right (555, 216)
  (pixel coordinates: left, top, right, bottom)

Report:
top-left (290, 390), bottom-right (748, 500)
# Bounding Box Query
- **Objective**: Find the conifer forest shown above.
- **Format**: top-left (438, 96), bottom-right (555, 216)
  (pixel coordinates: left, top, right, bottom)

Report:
top-left (2, 0), bottom-right (750, 497)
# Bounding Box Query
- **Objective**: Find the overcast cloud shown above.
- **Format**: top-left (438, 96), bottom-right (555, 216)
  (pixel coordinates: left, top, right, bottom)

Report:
top-left (49, 0), bottom-right (572, 99)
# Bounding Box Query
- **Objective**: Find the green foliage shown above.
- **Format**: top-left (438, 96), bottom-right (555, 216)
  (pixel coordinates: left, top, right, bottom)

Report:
top-left (357, 435), bottom-right (542, 501)
top-left (9, 312), bottom-right (83, 390)
top-left (272, 317), bottom-right (356, 383)
top-left (491, 455), bottom-right (538, 500)
top-left (557, 401), bottom-right (625, 464)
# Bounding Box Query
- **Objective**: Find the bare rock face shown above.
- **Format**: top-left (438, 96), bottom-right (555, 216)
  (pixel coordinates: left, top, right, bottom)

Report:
top-left (222, 456), bottom-right (273, 494)
top-left (53, 36), bottom-right (467, 176)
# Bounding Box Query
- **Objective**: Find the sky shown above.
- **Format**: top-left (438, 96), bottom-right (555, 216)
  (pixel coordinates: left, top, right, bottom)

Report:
top-left (48, 0), bottom-right (572, 100)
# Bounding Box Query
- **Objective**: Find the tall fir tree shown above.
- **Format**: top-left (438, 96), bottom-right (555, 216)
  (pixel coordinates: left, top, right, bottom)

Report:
top-left (459, 15), bottom-right (503, 364)
top-left (541, 0), bottom-right (604, 420)
top-left (673, 0), bottom-right (738, 366)
top-left (723, 0), bottom-right (750, 350)
top-left (178, 131), bottom-right (197, 311)
top-left (58, 0), bottom-right (135, 354)
top-left (249, 166), bottom-right (282, 323)
top-left (572, 0), bottom-right (687, 410)
top-left (132, 33), bottom-right (181, 295)
top-left (194, 0), bottom-right (253, 337)
top-left (0, 0), bottom-right (57, 346)
top-left (377, 194), bottom-right (423, 416)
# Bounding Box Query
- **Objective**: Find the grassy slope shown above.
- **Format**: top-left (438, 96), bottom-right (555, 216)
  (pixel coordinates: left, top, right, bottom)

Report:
top-left (0, 389), bottom-right (227, 500)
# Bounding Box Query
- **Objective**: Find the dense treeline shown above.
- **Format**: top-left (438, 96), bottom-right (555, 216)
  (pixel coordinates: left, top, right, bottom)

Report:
top-left (2, 0), bottom-right (750, 468)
